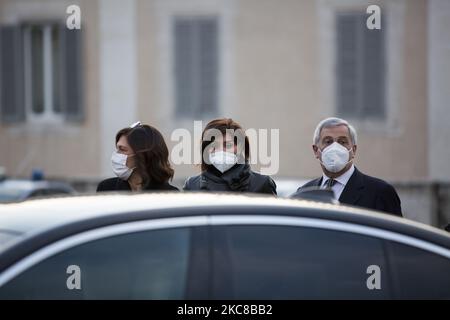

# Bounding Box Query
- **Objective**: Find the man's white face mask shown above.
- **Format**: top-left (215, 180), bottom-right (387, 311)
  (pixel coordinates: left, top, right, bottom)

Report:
top-left (111, 151), bottom-right (134, 180)
top-left (319, 142), bottom-right (352, 173)
top-left (209, 151), bottom-right (238, 173)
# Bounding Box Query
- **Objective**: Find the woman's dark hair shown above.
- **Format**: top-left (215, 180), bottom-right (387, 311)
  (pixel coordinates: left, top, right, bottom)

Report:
top-left (201, 118), bottom-right (250, 172)
top-left (115, 124), bottom-right (174, 187)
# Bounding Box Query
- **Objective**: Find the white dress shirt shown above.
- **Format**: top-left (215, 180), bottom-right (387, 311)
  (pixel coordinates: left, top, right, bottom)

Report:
top-left (320, 164), bottom-right (355, 200)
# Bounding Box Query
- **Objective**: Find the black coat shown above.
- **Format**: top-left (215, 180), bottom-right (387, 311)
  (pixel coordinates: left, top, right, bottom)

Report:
top-left (183, 163), bottom-right (277, 195)
top-left (292, 167), bottom-right (402, 217)
top-left (97, 177), bottom-right (179, 192)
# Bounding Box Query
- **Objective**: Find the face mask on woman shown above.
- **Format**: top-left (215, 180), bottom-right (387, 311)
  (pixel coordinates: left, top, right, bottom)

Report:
top-left (319, 142), bottom-right (352, 173)
top-left (209, 151), bottom-right (238, 173)
top-left (111, 151), bottom-right (134, 180)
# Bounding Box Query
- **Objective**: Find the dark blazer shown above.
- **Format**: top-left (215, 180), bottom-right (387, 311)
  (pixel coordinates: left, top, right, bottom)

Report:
top-left (292, 167), bottom-right (402, 217)
top-left (184, 164), bottom-right (277, 195)
top-left (97, 177), bottom-right (179, 192)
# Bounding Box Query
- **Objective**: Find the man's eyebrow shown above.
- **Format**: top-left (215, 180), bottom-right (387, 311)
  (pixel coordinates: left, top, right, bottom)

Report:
top-left (321, 135), bottom-right (349, 142)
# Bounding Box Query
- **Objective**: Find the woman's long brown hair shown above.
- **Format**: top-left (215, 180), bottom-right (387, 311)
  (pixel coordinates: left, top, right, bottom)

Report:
top-left (116, 124), bottom-right (174, 187)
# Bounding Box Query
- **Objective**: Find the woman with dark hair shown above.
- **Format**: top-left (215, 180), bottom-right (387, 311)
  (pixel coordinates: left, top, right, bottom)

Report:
top-left (183, 118), bottom-right (276, 194)
top-left (97, 123), bottom-right (178, 192)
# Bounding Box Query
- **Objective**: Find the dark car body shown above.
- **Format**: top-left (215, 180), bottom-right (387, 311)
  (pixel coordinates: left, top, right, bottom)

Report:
top-left (0, 193), bottom-right (449, 299)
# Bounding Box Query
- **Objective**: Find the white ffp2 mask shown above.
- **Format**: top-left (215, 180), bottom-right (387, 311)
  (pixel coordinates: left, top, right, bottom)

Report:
top-left (319, 142), bottom-right (352, 173)
top-left (111, 151), bottom-right (134, 180)
top-left (209, 151), bottom-right (238, 173)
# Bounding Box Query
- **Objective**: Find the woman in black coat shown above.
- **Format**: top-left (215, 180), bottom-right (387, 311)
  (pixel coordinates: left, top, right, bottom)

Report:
top-left (183, 118), bottom-right (276, 195)
top-left (97, 122), bottom-right (178, 192)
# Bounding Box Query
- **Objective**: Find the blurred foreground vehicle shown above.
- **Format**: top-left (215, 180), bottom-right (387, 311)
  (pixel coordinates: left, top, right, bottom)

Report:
top-left (273, 177), bottom-right (308, 198)
top-left (0, 179), bottom-right (75, 203)
top-left (0, 193), bottom-right (449, 299)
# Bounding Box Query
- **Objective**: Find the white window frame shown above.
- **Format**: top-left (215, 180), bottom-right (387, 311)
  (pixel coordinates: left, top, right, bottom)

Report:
top-left (23, 23), bottom-right (64, 124)
top-left (317, 0), bottom-right (405, 135)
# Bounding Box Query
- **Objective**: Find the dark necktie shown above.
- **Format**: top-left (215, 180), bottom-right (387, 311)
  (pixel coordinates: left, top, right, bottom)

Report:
top-left (325, 178), bottom-right (336, 189)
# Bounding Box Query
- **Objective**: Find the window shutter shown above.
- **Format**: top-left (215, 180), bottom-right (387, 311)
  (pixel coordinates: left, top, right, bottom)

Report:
top-left (198, 19), bottom-right (218, 115)
top-left (60, 25), bottom-right (83, 122)
top-left (362, 19), bottom-right (385, 119)
top-left (336, 13), bottom-right (386, 120)
top-left (336, 14), bottom-right (360, 118)
top-left (174, 17), bottom-right (218, 118)
top-left (174, 19), bottom-right (196, 117)
top-left (0, 26), bottom-right (25, 123)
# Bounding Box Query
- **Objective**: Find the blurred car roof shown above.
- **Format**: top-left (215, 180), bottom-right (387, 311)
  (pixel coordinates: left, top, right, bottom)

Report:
top-left (0, 179), bottom-right (75, 203)
top-left (0, 192), bottom-right (448, 245)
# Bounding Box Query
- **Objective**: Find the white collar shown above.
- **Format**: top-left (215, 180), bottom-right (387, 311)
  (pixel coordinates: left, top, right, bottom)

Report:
top-left (322, 164), bottom-right (355, 187)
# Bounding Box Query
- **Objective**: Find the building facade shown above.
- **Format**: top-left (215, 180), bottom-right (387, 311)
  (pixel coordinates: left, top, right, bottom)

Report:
top-left (0, 0), bottom-right (449, 224)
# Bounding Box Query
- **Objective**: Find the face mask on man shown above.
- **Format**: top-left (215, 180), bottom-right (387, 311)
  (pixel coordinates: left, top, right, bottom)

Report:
top-left (209, 151), bottom-right (238, 173)
top-left (111, 151), bottom-right (135, 180)
top-left (318, 142), bottom-right (352, 173)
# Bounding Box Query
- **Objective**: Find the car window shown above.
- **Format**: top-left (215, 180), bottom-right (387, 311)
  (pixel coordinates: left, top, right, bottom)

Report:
top-left (0, 227), bottom-right (192, 299)
top-left (212, 225), bottom-right (391, 299)
top-left (28, 189), bottom-right (47, 198)
top-left (386, 240), bottom-right (450, 299)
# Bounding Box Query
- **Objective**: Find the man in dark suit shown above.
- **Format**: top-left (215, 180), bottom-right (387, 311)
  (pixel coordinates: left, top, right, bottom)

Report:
top-left (292, 117), bottom-right (402, 217)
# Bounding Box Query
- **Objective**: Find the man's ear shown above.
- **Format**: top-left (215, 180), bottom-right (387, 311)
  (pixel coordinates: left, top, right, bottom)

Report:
top-left (351, 145), bottom-right (357, 158)
top-left (312, 145), bottom-right (320, 159)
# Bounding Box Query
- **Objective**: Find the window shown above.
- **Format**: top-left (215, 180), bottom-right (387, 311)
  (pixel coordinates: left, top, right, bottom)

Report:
top-left (173, 16), bottom-right (219, 119)
top-left (0, 227), bottom-right (192, 299)
top-left (0, 23), bottom-right (83, 124)
top-left (386, 241), bottom-right (450, 299)
top-left (0, 26), bottom-right (24, 123)
top-left (213, 225), bottom-right (390, 299)
top-left (24, 24), bottom-right (61, 118)
top-left (336, 12), bottom-right (385, 120)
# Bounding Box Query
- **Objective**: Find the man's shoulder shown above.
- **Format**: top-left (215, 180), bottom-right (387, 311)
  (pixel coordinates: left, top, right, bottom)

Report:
top-left (356, 169), bottom-right (397, 193)
top-left (293, 177), bottom-right (322, 195)
top-left (301, 177), bottom-right (322, 188)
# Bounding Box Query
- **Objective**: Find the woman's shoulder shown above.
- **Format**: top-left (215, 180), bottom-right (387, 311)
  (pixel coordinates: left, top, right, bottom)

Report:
top-left (249, 170), bottom-right (277, 194)
top-left (160, 182), bottom-right (180, 191)
top-left (96, 177), bottom-right (122, 192)
top-left (249, 170), bottom-right (274, 182)
top-left (183, 174), bottom-right (202, 190)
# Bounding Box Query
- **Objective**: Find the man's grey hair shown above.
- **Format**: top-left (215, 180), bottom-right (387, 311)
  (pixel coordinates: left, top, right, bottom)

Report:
top-left (313, 117), bottom-right (357, 145)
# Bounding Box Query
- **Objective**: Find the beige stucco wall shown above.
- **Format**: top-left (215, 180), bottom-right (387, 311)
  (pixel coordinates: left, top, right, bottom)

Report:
top-left (428, 0), bottom-right (450, 182)
top-left (0, 0), bottom-right (100, 180)
top-left (354, 0), bottom-right (428, 183)
top-left (132, 0), bottom-right (430, 183)
top-left (0, 0), bottom-right (432, 185)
